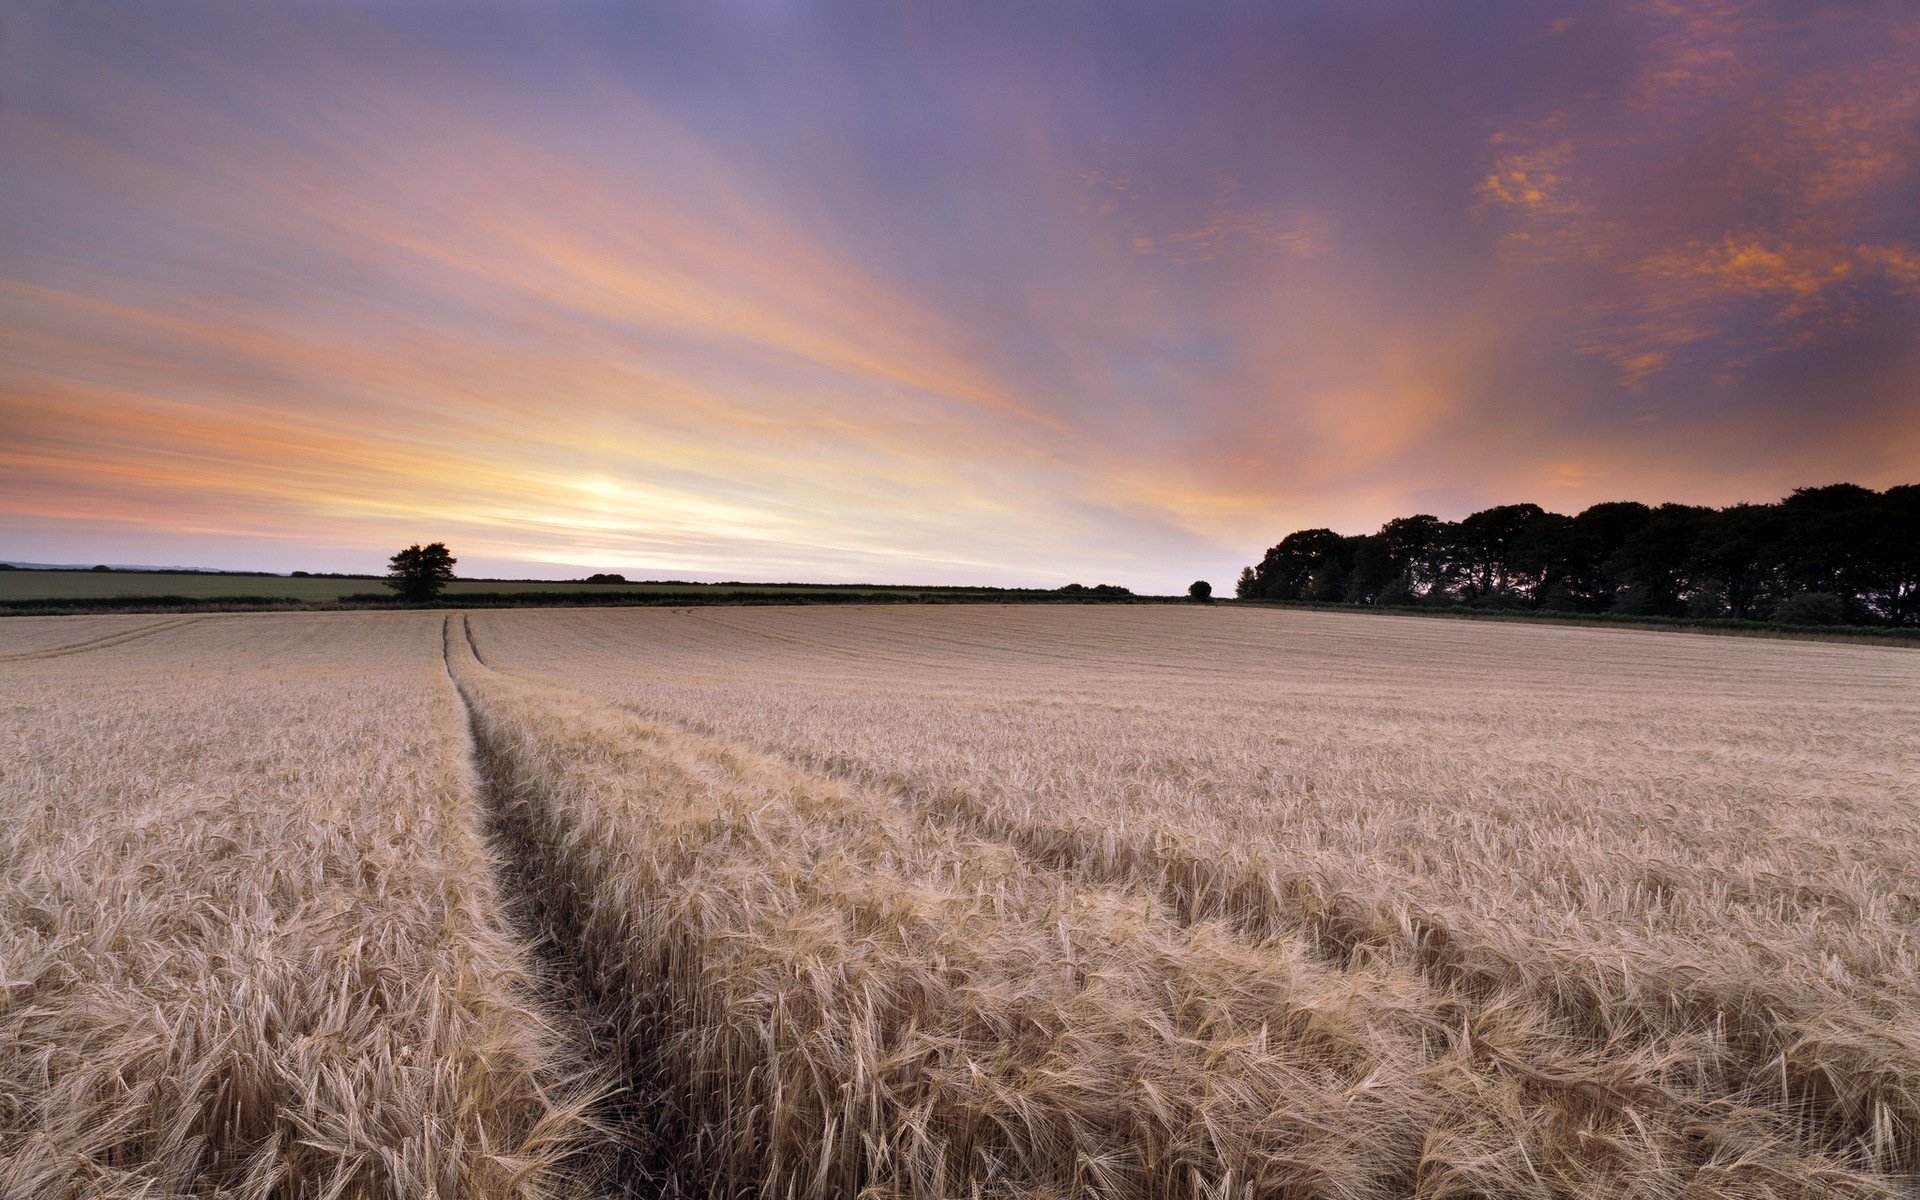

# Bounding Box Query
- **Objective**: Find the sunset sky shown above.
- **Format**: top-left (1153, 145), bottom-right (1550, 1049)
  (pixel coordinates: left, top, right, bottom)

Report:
top-left (3, 2), bottom-right (1916, 590)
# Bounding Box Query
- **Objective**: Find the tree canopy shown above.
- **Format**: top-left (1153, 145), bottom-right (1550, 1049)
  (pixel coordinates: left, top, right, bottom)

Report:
top-left (1236, 484), bottom-right (1918, 627)
top-left (385, 542), bottom-right (457, 601)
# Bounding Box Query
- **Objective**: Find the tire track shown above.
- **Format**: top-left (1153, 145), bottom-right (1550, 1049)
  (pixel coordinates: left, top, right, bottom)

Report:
top-left (447, 618), bottom-right (1446, 1197)
top-left (0, 616), bottom-right (206, 663)
top-left (441, 616), bottom-right (659, 1198)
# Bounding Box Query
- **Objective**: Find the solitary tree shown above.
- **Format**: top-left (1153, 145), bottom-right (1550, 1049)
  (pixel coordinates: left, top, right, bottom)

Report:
top-left (1188, 580), bottom-right (1213, 602)
top-left (386, 542), bottom-right (457, 600)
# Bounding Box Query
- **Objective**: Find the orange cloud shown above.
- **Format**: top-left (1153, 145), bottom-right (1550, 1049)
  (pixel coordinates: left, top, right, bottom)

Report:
top-left (1637, 237), bottom-right (1856, 322)
top-left (1472, 4), bottom-right (1919, 388)
top-left (1163, 208), bottom-right (1332, 264)
top-left (1474, 142), bottom-right (1579, 214)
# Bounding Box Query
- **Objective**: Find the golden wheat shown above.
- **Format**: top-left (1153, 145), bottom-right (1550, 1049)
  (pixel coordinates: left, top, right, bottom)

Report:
top-left (0, 612), bottom-right (590, 1198)
top-left (456, 633), bottom-right (1474, 1196)
top-left (6, 604), bottom-right (1915, 1198)
top-left (463, 603), bottom-right (1920, 1196)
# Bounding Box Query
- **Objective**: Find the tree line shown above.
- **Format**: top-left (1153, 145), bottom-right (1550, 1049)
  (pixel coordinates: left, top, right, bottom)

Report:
top-left (1237, 483), bottom-right (1919, 626)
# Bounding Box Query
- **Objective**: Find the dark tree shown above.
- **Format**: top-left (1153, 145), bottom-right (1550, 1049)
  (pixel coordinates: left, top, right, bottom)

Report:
top-left (1346, 534), bottom-right (1395, 604)
top-left (1779, 484), bottom-right (1879, 620)
top-left (1872, 485), bottom-right (1920, 625)
top-left (1232, 482), bottom-right (1915, 628)
top-left (1306, 545), bottom-right (1355, 602)
top-left (1453, 503), bottom-right (1546, 601)
top-left (1610, 504), bottom-right (1713, 615)
top-left (1188, 580), bottom-right (1213, 602)
top-left (1376, 574), bottom-right (1416, 607)
top-left (1248, 528), bottom-right (1348, 600)
top-left (1376, 514), bottom-right (1453, 600)
top-left (1559, 501), bottom-right (1652, 611)
top-left (386, 542), bottom-right (457, 600)
top-left (1693, 503), bottom-right (1781, 619)
top-left (1510, 511), bottom-right (1580, 608)
top-left (1777, 591), bottom-right (1845, 625)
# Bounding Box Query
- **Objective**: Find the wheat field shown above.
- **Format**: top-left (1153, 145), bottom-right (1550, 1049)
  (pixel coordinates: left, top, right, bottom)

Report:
top-left (4, 605), bottom-right (1917, 1197)
top-left (0, 613), bottom-right (592, 1198)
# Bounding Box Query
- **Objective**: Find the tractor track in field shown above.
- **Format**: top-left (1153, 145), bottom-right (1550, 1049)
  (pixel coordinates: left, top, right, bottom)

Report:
top-left (441, 616), bottom-right (693, 1199)
top-left (0, 616), bottom-right (207, 662)
top-left (456, 616), bottom-right (1575, 1013)
top-left (454, 617), bottom-right (1464, 1043)
top-left (444, 615), bottom-right (1417, 1196)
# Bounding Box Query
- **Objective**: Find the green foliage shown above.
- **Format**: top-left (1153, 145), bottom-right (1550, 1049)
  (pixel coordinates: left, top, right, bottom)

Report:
top-left (385, 542), bottom-right (457, 601)
top-left (1188, 580), bottom-right (1212, 602)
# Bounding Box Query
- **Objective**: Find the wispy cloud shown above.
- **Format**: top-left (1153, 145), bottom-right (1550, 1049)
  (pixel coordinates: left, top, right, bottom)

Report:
top-left (2, 1), bottom-right (1914, 587)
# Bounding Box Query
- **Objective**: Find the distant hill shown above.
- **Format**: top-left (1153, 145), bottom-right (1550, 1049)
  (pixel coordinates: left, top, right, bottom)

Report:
top-left (1, 562), bottom-right (255, 573)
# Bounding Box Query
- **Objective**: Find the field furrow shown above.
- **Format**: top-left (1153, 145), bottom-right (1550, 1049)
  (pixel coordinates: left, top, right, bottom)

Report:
top-left (0, 615), bottom-right (205, 662)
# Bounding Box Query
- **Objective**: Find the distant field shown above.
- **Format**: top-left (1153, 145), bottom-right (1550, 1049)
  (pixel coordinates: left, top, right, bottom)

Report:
top-left (0, 568), bottom-right (903, 602)
top-left (4, 605), bottom-right (1917, 1198)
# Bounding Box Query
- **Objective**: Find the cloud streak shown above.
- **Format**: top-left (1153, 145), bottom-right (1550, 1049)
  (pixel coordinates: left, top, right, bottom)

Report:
top-left (2, 1), bottom-right (1914, 588)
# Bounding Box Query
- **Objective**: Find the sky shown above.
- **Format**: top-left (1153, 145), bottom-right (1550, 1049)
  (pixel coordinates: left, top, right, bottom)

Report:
top-left (3, 1), bottom-right (1916, 591)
